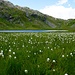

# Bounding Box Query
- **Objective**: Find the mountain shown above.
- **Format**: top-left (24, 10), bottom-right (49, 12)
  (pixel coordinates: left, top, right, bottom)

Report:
top-left (0, 0), bottom-right (75, 31)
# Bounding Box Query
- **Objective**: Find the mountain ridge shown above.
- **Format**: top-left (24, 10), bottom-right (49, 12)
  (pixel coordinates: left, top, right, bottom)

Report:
top-left (0, 0), bottom-right (75, 31)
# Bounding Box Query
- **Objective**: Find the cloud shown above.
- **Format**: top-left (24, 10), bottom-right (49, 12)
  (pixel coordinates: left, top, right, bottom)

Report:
top-left (57, 0), bottom-right (68, 5)
top-left (39, 5), bottom-right (75, 20)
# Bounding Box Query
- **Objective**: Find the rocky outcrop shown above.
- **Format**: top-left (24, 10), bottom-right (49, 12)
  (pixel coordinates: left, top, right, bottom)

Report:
top-left (0, 0), bottom-right (3, 2)
top-left (4, 1), bottom-right (14, 7)
top-left (0, 0), bottom-right (14, 8)
top-left (71, 24), bottom-right (75, 28)
top-left (45, 20), bottom-right (56, 28)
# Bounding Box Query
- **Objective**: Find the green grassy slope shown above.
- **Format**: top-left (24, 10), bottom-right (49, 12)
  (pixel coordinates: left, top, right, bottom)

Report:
top-left (0, 0), bottom-right (75, 31)
top-left (0, 1), bottom-right (51, 30)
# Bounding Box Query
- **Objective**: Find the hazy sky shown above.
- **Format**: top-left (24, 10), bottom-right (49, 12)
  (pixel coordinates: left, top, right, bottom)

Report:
top-left (7, 0), bottom-right (75, 20)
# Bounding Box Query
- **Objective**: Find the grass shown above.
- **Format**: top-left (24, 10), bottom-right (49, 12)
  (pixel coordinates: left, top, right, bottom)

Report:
top-left (0, 32), bottom-right (75, 75)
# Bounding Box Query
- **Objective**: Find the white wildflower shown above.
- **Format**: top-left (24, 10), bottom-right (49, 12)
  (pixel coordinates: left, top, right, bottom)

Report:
top-left (53, 60), bottom-right (56, 63)
top-left (29, 51), bottom-right (31, 53)
top-left (51, 48), bottom-right (53, 51)
top-left (48, 47), bottom-right (49, 49)
top-left (26, 50), bottom-right (28, 52)
top-left (70, 53), bottom-right (73, 57)
top-left (62, 55), bottom-right (64, 57)
top-left (34, 53), bottom-right (36, 55)
top-left (67, 55), bottom-right (68, 57)
top-left (1, 50), bottom-right (3, 53)
top-left (70, 53), bottom-right (73, 55)
top-left (28, 55), bottom-right (30, 58)
top-left (47, 58), bottom-right (50, 62)
top-left (24, 70), bottom-right (28, 73)
top-left (38, 65), bottom-right (40, 68)
top-left (53, 69), bottom-right (55, 71)
top-left (14, 42), bottom-right (15, 44)
top-left (39, 50), bottom-right (42, 53)
top-left (9, 49), bottom-right (11, 52)
top-left (22, 45), bottom-right (24, 47)
top-left (14, 56), bottom-right (16, 59)
top-left (64, 73), bottom-right (68, 75)
top-left (9, 55), bottom-right (12, 58)
top-left (13, 52), bottom-right (15, 55)
top-left (2, 55), bottom-right (4, 58)
top-left (0, 53), bottom-right (2, 56)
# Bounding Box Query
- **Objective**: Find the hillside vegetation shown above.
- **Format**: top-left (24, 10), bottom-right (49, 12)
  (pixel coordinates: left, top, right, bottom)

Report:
top-left (0, 0), bottom-right (75, 31)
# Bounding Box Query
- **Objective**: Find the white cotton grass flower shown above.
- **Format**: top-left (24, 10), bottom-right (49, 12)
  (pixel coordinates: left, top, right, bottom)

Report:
top-left (0, 50), bottom-right (3, 56)
top-left (34, 52), bottom-right (37, 55)
top-left (39, 50), bottom-right (42, 53)
top-left (5, 40), bottom-right (8, 42)
top-left (67, 55), bottom-right (69, 57)
top-left (1, 50), bottom-right (3, 55)
top-left (51, 48), bottom-right (53, 51)
top-left (13, 52), bottom-right (15, 55)
top-left (54, 47), bottom-right (56, 49)
top-left (63, 48), bottom-right (65, 50)
top-left (9, 45), bottom-right (11, 48)
top-left (1, 50), bottom-right (3, 53)
top-left (14, 42), bottom-right (15, 44)
top-left (26, 50), bottom-right (28, 53)
top-left (29, 51), bottom-right (31, 53)
top-left (2, 54), bottom-right (4, 58)
top-left (22, 45), bottom-right (24, 47)
top-left (14, 56), bottom-right (16, 59)
top-left (53, 60), bottom-right (56, 63)
top-left (47, 58), bottom-right (50, 62)
top-left (37, 65), bottom-right (40, 68)
top-left (64, 73), bottom-right (68, 75)
top-left (70, 53), bottom-right (72, 55)
top-left (9, 55), bottom-right (12, 58)
top-left (24, 69), bottom-right (28, 73)
top-left (44, 47), bottom-right (45, 49)
top-left (70, 52), bottom-right (73, 57)
top-left (62, 55), bottom-right (64, 57)
top-left (28, 55), bottom-right (30, 58)
top-left (53, 69), bottom-right (55, 72)
top-left (31, 37), bottom-right (32, 39)
top-left (48, 47), bottom-right (49, 49)
top-left (9, 49), bottom-right (11, 52)
top-left (0, 53), bottom-right (2, 56)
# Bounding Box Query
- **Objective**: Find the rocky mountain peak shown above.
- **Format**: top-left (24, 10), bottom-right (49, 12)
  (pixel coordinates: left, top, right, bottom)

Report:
top-left (0, 0), bottom-right (14, 7)
top-left (0, 0), bottom-right (3, 2)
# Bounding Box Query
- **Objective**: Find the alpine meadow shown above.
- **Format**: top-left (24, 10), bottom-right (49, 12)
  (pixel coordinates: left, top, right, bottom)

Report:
top-left (0, 0), bottom-right (75, 75)
top-left (0, 32), bottom-right (75, 75)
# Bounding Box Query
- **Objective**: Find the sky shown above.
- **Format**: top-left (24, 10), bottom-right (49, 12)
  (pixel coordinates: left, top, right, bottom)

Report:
top-left (7, 0), bottom-right (75, 20)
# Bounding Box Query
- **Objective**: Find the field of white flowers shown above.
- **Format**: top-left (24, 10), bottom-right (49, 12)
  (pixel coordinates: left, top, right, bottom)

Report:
top-left (0, 32), bottom-right (75, 75)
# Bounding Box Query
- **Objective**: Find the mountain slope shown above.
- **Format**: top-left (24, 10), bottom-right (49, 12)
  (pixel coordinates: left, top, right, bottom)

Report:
top-left (0, 0), bottom-right (75, 31)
